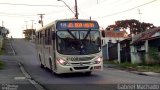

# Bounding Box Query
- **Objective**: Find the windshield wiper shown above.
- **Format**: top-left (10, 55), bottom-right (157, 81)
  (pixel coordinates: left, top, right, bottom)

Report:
top-left (67, 29), bottom-right (77, 40)
top-left (83, 28), bottom-right (91, 40)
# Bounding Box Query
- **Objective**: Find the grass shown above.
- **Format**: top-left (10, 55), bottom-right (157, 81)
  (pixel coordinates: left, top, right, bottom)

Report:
top-left (0, 39), bottom-right (5, 69)
top-left (104, 60), bottom-right (160, 73)
top-left (119, 62), bottom-right (160, 73)
top-left (103, 60), bottom-right (119, 64)
top-left (136, 65), bottom-right (160, 73)
top-left (0, 49), bottom-right (4, 55)
top-left (0, 44), bottom-right (5, 70)
top-left (0, 61), bottom-right (5, 70)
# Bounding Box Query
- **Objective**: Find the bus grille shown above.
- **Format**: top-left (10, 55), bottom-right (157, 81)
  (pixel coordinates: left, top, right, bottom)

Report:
top-left (71, 62), bottom-right (91, 65)
top-left (73, 66), bottom-right (89, 70)
top-left (68, 57), bottom-right (94, 61)
top-left (79, 57), bottom-right (94, 61)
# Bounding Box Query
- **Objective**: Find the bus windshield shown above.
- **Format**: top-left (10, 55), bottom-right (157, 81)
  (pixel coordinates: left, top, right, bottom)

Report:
top-left (56, 30), bottom-right (101, 55)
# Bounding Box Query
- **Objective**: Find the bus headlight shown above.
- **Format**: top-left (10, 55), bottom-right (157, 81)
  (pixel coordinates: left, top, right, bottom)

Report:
top-left (94, 57), bottom-right (102, 64)
top-left (58, 59), bottom-right (70, 66)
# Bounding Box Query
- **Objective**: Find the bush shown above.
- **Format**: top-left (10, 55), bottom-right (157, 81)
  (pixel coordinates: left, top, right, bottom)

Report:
top-left (0, 61), bottom-right (5, 69)
top-left (0, 50), bottom-right (4, 55)
top-left (136, 64), bottom-right (160, 73)
top-left (148, 47), bottom-right (160, 64)
top-left (119, 62), bottom-right (137, 68)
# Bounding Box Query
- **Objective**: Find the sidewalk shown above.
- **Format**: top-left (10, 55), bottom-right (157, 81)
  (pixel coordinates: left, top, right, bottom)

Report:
top-left (104, 64), bottom-right (160, 77)
top-left (0, 39), bottom-right (36, 90)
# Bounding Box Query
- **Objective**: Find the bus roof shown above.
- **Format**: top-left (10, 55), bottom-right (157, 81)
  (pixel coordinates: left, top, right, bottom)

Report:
top-left (36, 19), bottom-right (99, 32)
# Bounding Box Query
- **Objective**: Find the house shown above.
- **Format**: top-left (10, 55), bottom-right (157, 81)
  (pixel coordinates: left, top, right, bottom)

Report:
top-left (102, 30), bottom-right (128, 45)
top-left (130, 27), bottom-right (160, 64)
top-left (101, 30), bottom-right (129, 60)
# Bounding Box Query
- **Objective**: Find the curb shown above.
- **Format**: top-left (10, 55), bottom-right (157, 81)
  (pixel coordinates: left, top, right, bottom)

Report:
top-left (129, 71), bottom-right (160, 77)
top-left (19, 62), bottom-right (46, 90)
top-left (103, 64), bottom-right (160, 77)
top-left (9, 39), bottom-right (46, 90)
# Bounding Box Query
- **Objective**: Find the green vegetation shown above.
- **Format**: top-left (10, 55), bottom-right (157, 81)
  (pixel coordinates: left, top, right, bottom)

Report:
top-left (136, 65), bottom-right (160, 73)
top-left (0, 39), bottom-right (5, 69)
top-left (105, 60), bottom-right (160, 73)
top-left (104, 60), bottom-right (119, 64)
top-left (119, 62), bottom-right (160, 73)
top-left (0, 49), bottom-right (5, 69)
top-left (0, 50), bottom-right (4, 55)
top-left (148, 47), bottom-right (160, 64)
top-left (0, 61), bottom-right (5, 70)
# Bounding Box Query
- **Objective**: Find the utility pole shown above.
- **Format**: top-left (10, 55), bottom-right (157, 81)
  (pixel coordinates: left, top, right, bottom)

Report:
top-left (138, 9), bottom-right (142, 22)
top-left (75, 0), bottom-right (78, 19)
top-left (37, 14), bottom-right (45, 27)
top-left (2, 21), bottom-right (4, 27)
top-left (58, 0), bottom-right (78, 19)
top-left (31, 20), bottom-right (34, 40)
top-left (138, 9), bottom-right (143, 32)
top-left (31, 20), bottom-right (34, 29)
top-left (97, 0), bottom-right (99, 4)
top-left (25, 21), bottom-right (28, 29)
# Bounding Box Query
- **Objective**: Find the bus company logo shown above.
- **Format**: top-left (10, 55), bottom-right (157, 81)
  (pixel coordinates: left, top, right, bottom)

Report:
top-left (79, 62), bottom-right (83, 66)
top-left (67, 57), bottom-right (79, 61)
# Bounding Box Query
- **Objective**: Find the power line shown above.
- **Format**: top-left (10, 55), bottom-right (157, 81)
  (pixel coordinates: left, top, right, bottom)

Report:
top-left (94, 0), bottom-right (157, 19)
top-left (0, 12), bottom-right (36, 18)
top-left (0, 2), bottom-right (65, 7)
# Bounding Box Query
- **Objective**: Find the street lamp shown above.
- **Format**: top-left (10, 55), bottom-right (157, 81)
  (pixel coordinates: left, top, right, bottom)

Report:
top-left (57, 0), bottom-right (78, 19)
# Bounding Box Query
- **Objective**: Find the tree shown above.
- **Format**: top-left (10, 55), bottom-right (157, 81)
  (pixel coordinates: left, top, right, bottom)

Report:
top-left (0, 26), bottom-right (9, 37)
top-left (23, 29), bottom-right (35, 39)
top-left (106, 19), bottom-right (156, 35)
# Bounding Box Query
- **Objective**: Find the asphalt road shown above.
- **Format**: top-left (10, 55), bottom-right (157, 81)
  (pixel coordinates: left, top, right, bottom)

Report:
top-left (11, 39), bottom-right (160, 90)
top-left (0, 39), bottom-right (37, 90)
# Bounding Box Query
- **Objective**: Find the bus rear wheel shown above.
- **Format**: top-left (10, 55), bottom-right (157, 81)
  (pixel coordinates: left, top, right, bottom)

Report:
top-left (39, 55), bottom-right (44, 68)
top-left (49, 59), bottom-right (53, 72)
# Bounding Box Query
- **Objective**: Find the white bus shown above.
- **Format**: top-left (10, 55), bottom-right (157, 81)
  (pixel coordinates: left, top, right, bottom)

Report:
top-left (35, 19), bottom-right (103, 75)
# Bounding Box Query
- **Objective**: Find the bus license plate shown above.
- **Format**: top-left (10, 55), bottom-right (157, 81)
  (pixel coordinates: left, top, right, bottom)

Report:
top-left (94, 66), bottom-right (101, 69)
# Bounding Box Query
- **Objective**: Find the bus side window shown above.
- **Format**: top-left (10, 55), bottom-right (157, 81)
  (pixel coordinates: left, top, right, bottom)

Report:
top-left (52, 32), bottom-right (55, 40)
top-left (48, 28), bottom-right (51, 45)
top-left (45, 29), bottom-right (47, 44)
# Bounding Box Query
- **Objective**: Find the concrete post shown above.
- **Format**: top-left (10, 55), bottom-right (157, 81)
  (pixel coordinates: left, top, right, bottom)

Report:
top-left (145, 40), bottom-right (149, 63)
top-left (118, 41), bottom-right (121, 64)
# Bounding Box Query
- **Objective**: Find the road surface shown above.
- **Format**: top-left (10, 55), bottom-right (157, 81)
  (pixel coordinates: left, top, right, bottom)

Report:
top-left (10, 39), bottom-right (160, 90)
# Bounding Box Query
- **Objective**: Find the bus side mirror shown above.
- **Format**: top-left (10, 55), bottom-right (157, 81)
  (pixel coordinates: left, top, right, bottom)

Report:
top-left (52, 33), bottom-right (55, 40)
top-left (101, 30), bottom-right (105, 37)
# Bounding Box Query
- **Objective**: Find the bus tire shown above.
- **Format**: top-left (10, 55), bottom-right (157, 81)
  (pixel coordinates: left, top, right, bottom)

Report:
top-left (49, 59), bottom-right (53, 72)
top-left (39, 55), bottom-right (44, 68)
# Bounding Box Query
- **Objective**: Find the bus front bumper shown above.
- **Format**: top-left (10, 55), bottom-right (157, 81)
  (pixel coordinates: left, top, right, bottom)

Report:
top-left (55, 64), bottom-right (103, 74)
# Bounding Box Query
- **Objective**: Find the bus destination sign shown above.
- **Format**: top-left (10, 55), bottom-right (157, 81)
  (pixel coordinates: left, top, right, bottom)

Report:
top-left (56, 21), bottom-right (99, 30)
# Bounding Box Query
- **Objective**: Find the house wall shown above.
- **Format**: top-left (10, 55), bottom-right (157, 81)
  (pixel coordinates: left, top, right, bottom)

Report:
top-left (130, 39), bottom-right (160, 64)
top-left (102, 44), bottom-right (108, 60)
top-left (102, 37), bottom-right (125, 45)
top-left (102, 37), bottom-right (126, 61)
top-left (130, 45), bottom-right (142, 64)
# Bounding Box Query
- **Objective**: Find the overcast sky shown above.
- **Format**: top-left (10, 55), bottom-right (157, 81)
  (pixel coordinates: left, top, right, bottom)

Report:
top-left (0, 0), bottom-right (160, 38)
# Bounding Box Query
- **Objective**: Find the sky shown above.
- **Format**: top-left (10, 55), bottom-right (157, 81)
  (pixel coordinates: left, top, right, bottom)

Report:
top-left (0, 0), bottom-right (160, 38)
